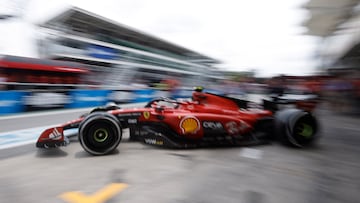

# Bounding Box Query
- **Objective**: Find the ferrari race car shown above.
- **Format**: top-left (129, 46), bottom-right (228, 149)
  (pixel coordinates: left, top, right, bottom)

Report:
top-left (36, 87), bottom-right (319, 156)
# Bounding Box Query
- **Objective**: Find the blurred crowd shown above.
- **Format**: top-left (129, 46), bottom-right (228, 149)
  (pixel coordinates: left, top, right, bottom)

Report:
top-left (1, 67), bottom-right (360, 116)
top-left (218, 74), bottom-right (360, 116)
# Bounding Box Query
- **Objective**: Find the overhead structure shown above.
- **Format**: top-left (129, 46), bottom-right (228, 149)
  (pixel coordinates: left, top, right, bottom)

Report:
top-left (302, 0), bottom-right (360, 74)
top-left (40, 7), bottom-right (219, 64)
top-left (37, 7), bottom-right (224, 87)
top-left (302, 0), bottom-right (359, 37)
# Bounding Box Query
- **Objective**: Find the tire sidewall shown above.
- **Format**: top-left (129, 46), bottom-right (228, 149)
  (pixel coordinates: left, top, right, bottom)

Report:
top-left (79, 112), bottom-right (122, 155)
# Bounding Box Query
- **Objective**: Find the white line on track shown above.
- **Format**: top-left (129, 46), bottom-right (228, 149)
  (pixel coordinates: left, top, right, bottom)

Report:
top-left (0, 125), bottom-right (55, 150)
top-left (0, 103), bottom-right (146, 150)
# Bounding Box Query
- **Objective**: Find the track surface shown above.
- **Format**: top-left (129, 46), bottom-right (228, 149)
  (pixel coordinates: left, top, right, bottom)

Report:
top-left (0, 105), bottom-right (359, 203)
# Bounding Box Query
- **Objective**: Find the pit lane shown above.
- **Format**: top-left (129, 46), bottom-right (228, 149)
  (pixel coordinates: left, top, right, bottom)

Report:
top-left (0, 105), bottom-right (359, 203)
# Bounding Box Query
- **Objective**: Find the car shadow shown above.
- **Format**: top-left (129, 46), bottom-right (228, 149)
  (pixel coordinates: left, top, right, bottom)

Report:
top-left (35, 148), bottom-right (68, 158)
top-left (74, 149), bottom-right (120, 158)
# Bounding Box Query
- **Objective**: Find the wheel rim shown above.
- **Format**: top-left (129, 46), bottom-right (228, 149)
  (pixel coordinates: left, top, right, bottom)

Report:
top-left (93, 128), bottom-right (109, 143)
top-left (86, 122), bottom-right (116, 149)
top-left (296, 123), bottom-right (313, 138)
top-left (289, 114), bottom-right (317, 147)
top-left (80, 118), bottom-right (121, 155)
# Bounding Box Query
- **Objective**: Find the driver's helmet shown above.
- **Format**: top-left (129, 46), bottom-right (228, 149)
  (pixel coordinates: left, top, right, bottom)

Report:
top-left (192, 86), bottom-right (206, 102)
top-left (193, 86), bottom-right (204, 92)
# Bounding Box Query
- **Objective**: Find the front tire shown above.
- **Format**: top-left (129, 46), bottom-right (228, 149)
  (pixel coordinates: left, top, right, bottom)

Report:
top-left (79, 112), bottom-right (122, 155)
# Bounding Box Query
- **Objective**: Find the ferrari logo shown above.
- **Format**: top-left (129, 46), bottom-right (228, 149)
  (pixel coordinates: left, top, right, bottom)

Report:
top-left (143, 111), bottom-right (150, 119)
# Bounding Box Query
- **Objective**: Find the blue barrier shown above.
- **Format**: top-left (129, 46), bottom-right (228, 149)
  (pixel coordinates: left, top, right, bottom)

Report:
top-left (0, 91), bottom-right (26, 115)
top-left (108, 90), bottom-right (134, 103)
top-left (0, 88), bottom-right (198, 116)
top-left (132, 89), bottom-right (156, 102)
top-left (172, 89), bottom-right (192, 99)
top-left (66, 89), bottom-right (111, 108)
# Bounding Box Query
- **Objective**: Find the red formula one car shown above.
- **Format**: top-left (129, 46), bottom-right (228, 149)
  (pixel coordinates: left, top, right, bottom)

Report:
top-left (36, 87), bottom-right (319, 156)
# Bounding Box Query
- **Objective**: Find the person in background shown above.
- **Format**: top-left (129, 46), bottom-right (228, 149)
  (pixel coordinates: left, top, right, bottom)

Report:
top-left (267, 77), bottom-right (286, 96)
top-left (162, 77), bottom-right (180, 98)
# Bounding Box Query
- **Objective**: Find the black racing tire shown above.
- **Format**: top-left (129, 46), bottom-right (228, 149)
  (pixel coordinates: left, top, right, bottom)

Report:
top-left (79, 112), bottom-right (122, 155)
top-left (289, 113), bottom-right (317, 147)
top-left (275, 109), bottom-right (318, 147)
top-left (80, 104), bottom-right (121, 118)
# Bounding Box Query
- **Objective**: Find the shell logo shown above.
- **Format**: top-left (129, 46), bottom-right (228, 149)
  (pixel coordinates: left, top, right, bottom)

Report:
top-left (180, 116), bottom-right (200, 134)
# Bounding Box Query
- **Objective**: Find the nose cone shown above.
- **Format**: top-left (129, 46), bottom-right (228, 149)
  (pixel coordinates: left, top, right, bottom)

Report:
top-left (36, 127), bottom-right (69, 148)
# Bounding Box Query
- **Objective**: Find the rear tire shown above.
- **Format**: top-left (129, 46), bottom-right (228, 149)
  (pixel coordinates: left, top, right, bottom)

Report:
top-left (289, 114), bottom-right (317, 147)
top-left (275, 109), bottom-right (318, 147)
top-left (79, 112), bottom-right (122, 155)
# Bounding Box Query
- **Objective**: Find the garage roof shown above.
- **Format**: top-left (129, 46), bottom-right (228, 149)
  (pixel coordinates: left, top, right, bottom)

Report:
top-left (39, 7), bottom-right (220, 64)
top-left (0, 55), bottom-right (89, 73)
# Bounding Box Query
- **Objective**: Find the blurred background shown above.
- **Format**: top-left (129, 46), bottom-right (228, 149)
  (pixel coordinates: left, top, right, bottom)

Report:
top-left (0, 0), bottom-right (359, 115)
top-left (1, 1), bottom-right (360, 203)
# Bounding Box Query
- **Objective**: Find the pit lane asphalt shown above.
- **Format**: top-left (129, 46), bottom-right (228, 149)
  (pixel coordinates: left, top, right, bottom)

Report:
top-left (0, 105), bottom-right (359, 203)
